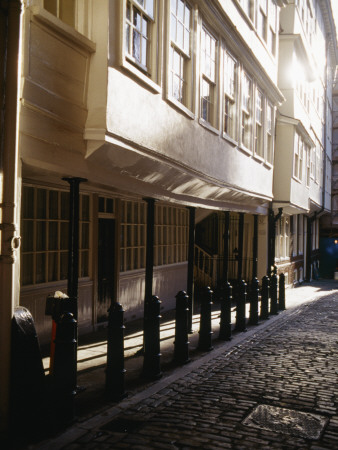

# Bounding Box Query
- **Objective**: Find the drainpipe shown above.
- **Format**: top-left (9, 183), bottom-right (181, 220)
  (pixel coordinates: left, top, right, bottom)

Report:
top-left (0, 0), bottom-right (22, 434)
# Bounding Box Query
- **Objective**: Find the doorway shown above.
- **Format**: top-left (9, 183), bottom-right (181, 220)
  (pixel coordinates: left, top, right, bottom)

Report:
top-left (97, 218), bottom-right (115, 322)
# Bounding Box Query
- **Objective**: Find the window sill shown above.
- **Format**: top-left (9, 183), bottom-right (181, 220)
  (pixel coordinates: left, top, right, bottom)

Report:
top-left (30, 6), bottom-right (96, 53)
top-left (198, 118), bottom-right (220, 135)
top-left (222, 132), bottom-right (238, 147)
top-left (264, 161), bottom-right (273, 169)
top-left (252, 153), bottom-right (265, 164)
top-left (238, 144), bottom-right (253, 156)
top-left (122, 58), bottom-right (161, 94)
top-left (167, 96), bottom-right (195, 120)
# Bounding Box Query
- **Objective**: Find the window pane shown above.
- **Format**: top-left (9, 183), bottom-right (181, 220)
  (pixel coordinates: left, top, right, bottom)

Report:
top-left (60, 0), bottom-right (75, 27)
top-left (81, 223), bottom-right (89, 249)
top-left (36, 221), bottom-right (46, 251)
top-left (99, 197), bottom-right (105, 213)
top-left (36, 253), bottom-right (46, 284)
top-left (106, 198), bottom-right (114, 213)
top-left (36, 189), bottom-right (47, 219)
top-left (44, 0), bottom-right (57, 15)
top-left (48, 222), bottom-right (58, 250)
top-left (22, 187), bottom-right (34, 219)
top-left (22, 221), bottom-right (34, 252)
top-left (48, 252), bottom-right (58, 282)
top-left (60, 252), bottom-right (68, 280)
top-left (22, 253), bottom-right (34, 286)
top-left (82, 195), bottom-right (90, 220)
top-left (60, 222), bottom-right (69, 249)
top-left (49, 190), bottom-right (59, 219)
top-left (61, 192), bottom-right (69, 220)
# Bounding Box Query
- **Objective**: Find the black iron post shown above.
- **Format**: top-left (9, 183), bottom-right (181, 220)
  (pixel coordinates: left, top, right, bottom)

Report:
top-left (278, 273), bottom-right (286, 311)
top-left (235, 279), bottom-right (247, 331)
top-left (198, 286), bottom-right (214, 351)
top-left (249, 277), bottom-right (259, 325)
top-left (219, 281), bottom-right (232, 340)
top-left (267, 207), bottom-right (283, 278)
top-left (62, 177), bottom-right (87, 318)
top-left (106, 302), bottom-right (126, 402)
top-left (174, 291), bottom-right (190, 364)
top-left (237, 213), bottom-right (244, 280)
top-left (144, 198), bottom-right (155, 315)
top-left (253, 215), bottom-right (258, 279)
top-left (223, 211), bottom-right (230, 282)
top-left (142, 295), bottom-right (162, 379)
top-left (52, 312), bottom-right (77, 427)
top-left (260, 275), bottom-right (270, 320)
top-left (270, 273), bottom-right (278, 315)
top-left (187, 207), bottom-right (195, 333)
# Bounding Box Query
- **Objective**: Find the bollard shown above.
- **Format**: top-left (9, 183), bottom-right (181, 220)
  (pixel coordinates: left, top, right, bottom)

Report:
top-left (106, 302), bottom-right (127, 401)
top-left (270, 273), bottom-right (278, 315)
top-left (249, 278), bottom-right (259, 325)
top-left (260, 276), bottom-right (270, 320)
top-left (198, 286), bottom-right (214, 351)
top-left (52, 312), bottom-right (77, 428)
top-left (219, 282), bottom-right (232, 340)
top-left (235, 280), bottom-right (247, 332)
top-left (279, 273), bottom-right (286, 311)
top-left (142, 295), bottom-right (162, 379)
top-left (174, 291), bottom-right (190, 364)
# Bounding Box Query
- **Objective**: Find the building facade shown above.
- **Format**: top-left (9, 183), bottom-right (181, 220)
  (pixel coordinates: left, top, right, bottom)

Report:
top-left (18, 0), bottom-right (286, 346)
top-left (273, 0), bottom-right (337, 284)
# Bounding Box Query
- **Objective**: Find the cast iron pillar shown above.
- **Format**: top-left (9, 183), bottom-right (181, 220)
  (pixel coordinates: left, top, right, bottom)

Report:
top-left (62, 177), bottom-right (87, 318)
top-left (270, 273), bottom-right (278, 315)
top-left (143, 197), bottom-right (155, 341)
top-left (223, 211), bottom-right (230, 283)
top-left (187, 207), bottom-right (195, 333)
top-left (253, 215), bottom-right (258, 279)
top-left (278, 273), bottom-right (286, 311)
top-left (237, 213), bottom-right (244, 280)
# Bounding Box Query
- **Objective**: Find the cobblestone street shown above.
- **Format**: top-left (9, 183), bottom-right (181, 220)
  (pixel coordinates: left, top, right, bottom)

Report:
top-left (36, 287), bottom-right (338, 450)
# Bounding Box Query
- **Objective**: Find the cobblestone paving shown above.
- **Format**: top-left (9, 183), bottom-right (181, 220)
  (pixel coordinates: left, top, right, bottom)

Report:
top-left (59, 293), bottom-right (338, 449)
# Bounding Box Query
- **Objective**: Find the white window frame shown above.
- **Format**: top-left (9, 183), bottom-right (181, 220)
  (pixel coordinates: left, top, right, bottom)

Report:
top-left (298, 215), bottom-right (304, 255)
top-left (122, 0), bottom-right (161, 91)
top-left (168, 0), bottom-right (193, 112)
top-left (266, 101), bottom-right (274, 164)
top-left (241, 71), bottom-right (253, 151)
top-left (292, 215), bottom-right (298, 257)
top-left (223, 50), bottom-right (237, 140)
top-left (200, 25), bottom-right (218, 128)
top-left (254, 88), bottom-right (264, 158)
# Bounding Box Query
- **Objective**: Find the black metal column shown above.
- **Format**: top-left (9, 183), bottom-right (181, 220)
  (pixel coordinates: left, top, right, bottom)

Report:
top-left (306, 216), bottom-right (312, 282)
top-left (223, 211), bottom-right (230, 283)
top-left (62, 177), bottom-right (87, 318)
top-left (187, 207), bottom-right (195, 333)
top-left (237, 213), bottom-right (244, 280)
top-left (144, 198), bottom-right (155, 341)
top-left (253, 215), bottom-right (258, 279)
